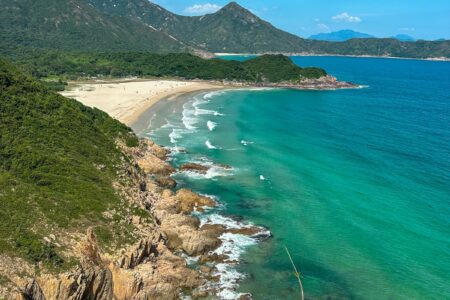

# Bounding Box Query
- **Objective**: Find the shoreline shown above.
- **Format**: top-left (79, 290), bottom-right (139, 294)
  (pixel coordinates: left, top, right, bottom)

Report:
top-left (61, 82), bottom-right (272, 297)
top-left (215, 52), bottom-right (450, 62)
top-left (61, 79), bottom-right (228, 126)
top-left (61, 77), bottom-right (357, 127)
top-left (56, 76), bottom-right (354, 297)
top-left (131, 91), bottom-right (272, 298)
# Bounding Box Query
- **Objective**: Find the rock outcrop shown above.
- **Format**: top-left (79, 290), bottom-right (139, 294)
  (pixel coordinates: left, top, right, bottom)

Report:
top-left (180, 163), bottom-right (210, 174)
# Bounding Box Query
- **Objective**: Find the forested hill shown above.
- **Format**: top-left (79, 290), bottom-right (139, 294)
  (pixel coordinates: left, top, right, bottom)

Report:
top-left (0, 0), bottom-right (188, 54)
top-left (1, 0), bottom-right (448, 59)
top-left (0, 58), bottom-right (145, 273)
top-left (12, 52), bottom-right (327, 82)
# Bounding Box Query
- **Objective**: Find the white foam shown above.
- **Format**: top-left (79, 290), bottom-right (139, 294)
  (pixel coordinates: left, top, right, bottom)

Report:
top-left (198, 213), bottom-right (270, 299)
top-left (203, 90), bottom-right (225, 99)
top-left (181, 165), bottom-right (234, 180)
top-left (259, 175), bottom-right (265, 180)
top-left (169, 129), bottom-right (181, 144)
top-left (168, 128), bottom-right (192, 144)
top-left (207, 121), bottom-right (217, 131)
top-left (168, 146), bottom-right (186, 155)
top-left (182, 102), bottom-right (198, 130)
top-left (161, 118), bottom-right (176, 129)
top-left (205, 140), bottom-right (218, 149)
top-left (241, 140), bottom-right (254, 146)
top-left (192, 98), bottom-right (223, 116)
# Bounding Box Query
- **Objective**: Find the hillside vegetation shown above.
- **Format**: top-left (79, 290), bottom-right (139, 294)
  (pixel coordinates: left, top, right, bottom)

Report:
top-left (0, 59), bottom-right (144, 270)
top-left (11, 52), bottom-right (327, 82)
top-left (0, 0), bottom-right (187, 55)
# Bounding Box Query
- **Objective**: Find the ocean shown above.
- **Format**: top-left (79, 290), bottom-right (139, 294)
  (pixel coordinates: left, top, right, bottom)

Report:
top-left (133, 56), bottom-right (450, 299)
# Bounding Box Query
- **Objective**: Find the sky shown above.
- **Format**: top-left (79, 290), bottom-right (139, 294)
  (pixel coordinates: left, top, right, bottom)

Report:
top-left (151, 0), bottom-right (450, 40)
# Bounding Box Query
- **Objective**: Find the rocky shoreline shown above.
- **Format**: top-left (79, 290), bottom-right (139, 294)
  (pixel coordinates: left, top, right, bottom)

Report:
top-left (217, 75), bottom-right (357, 90)
top-left (8, 138), bottom-right (269, 300)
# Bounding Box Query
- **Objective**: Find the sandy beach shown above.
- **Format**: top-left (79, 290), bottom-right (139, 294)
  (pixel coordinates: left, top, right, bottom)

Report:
top-left (61, 79), bottom-right (225, 126)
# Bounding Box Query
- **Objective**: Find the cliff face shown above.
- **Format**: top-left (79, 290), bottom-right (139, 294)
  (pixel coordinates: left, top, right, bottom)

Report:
top-left (2, 139), bottom-right (205, 300)
top-left (3, 138), bottom-right (264, 299)
top-left (18, 233), bottom-right (202, 300)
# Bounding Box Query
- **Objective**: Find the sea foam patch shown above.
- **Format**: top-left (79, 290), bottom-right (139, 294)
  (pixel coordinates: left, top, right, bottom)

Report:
top-left (207, 121), bottom-right (217, 131)
top-left (205, 140), bottom-right (220, 149)
top-left (182, 101), bottom-right (199, 130)
top-left (198, 213), bottom-right (271, 299)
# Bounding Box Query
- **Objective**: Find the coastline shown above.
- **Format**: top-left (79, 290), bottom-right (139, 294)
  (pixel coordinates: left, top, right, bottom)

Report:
top-left (59, 81), bottom-right (272, 298)
top-left (61, 79), bottom-right (227, 126)
top-left (61, 76), bottom-right (356, 128)
top-left (215, 52), bottom-right (450, 62)
top-left (54, 74), bottom-right (354, 298)
top-left (129, 90), bottom-right (273, 298)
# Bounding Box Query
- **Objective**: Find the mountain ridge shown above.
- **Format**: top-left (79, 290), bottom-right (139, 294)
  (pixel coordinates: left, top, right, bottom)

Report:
top-left (309, 30), bottom-right (420, 43)
top-left (0, 0), bottom-right (449, 59)
top-left (309, 30), bottom-right (375, 41)
top-left (86, 0), bottom-right (450, 58)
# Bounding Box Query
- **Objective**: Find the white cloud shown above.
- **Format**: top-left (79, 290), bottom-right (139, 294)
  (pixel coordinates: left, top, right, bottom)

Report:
top-left (184, 3), bottom-right (222, 14)
top-left (332, 12), bottom-right (361, 23)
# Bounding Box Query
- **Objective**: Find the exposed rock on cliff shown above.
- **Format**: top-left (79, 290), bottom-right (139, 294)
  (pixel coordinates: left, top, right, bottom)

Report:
top-left (3, 137), bottom-right (269, 299)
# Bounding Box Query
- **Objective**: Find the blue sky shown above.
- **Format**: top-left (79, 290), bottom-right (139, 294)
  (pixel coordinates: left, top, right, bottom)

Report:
top-left (152, 0), bottom-right (450, 40)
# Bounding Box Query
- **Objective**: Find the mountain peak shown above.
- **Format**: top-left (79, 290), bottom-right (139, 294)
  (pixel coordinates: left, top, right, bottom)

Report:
top-left (216, 1), bottom-right (260, 23)
top-left (222, 2), bottom-right (244, 10)
top-left (220, 1), bottom-right (252, 15)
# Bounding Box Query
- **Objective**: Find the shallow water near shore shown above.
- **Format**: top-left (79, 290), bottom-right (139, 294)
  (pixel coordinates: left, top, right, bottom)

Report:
top-left (134, 56), bottom-right (450, 299)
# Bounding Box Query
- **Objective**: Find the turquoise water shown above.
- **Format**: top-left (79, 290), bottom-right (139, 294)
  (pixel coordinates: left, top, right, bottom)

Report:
top-left (135, 56), bottom-right (450, 299)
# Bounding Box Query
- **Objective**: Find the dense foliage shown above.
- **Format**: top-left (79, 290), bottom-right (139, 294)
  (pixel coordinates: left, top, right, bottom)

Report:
top-left (10, 52), bottom-right (327, 82)
top-left (0, 0), bottom-right (187, 55)
top-left (0, 59), bottom-right (139, 268)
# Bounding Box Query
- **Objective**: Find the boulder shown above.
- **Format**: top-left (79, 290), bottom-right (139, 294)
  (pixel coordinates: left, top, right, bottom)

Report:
top-left (155, 176), bottom-right (177, 189)
top-left (180, 163), bottom-right (210, 174)
top-left (175, 189), bottom-right (216, 213)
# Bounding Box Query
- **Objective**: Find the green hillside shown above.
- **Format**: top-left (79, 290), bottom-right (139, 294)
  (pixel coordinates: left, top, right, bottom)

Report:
top-left (0, 0), bottom-right (187, 54)
top-left (12, 52), bottom-right (327, 82)
top-left (0, 59), bottom-right (143, 270)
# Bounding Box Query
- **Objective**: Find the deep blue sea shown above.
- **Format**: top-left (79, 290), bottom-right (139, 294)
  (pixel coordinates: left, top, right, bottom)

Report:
top-left (134, 56), bottom-right (450, 299)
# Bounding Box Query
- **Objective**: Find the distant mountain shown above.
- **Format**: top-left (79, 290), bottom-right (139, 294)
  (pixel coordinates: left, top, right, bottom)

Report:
top-left (392, 34), bottom-right (416, 42)
top-left (309, 30), bottom-right (374, 42)
top-left (0, 0), bottom-right (449, 59)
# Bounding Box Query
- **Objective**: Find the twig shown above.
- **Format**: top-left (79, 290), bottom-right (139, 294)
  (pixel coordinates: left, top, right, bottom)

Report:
top-left (284, 246), bottom-right (304, 300)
